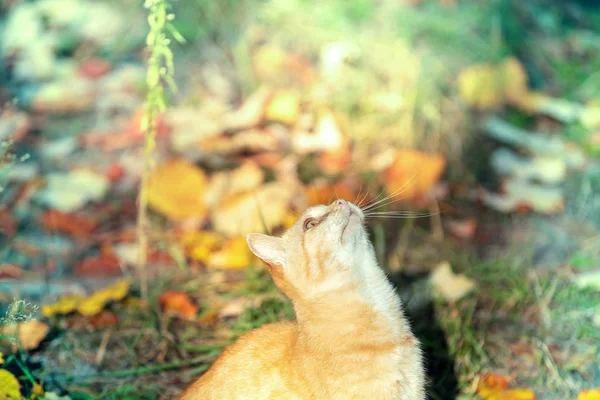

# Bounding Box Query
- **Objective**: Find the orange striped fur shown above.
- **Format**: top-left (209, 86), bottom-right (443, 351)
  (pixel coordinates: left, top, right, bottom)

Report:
top-left (180, 200), bottom-right (425, 399)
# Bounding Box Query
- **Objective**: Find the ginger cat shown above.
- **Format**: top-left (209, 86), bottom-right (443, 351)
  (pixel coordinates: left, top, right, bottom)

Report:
top-left (180, 199), bottom-right (425, 399)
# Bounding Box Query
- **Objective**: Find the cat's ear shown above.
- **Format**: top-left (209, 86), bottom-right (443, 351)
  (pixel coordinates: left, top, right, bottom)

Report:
top-left (246, 233), bottom-right (286, 268)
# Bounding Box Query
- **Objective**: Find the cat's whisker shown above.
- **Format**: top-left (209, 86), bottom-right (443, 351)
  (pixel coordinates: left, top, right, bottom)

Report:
top-left (357, 187), bottom-right (370, 208)
top-left (361, 176), bottom-right (417, 212)
top-left (359, 187), bottom-right (386, 210)
top-left (353, 186), bottom-right (363, 206)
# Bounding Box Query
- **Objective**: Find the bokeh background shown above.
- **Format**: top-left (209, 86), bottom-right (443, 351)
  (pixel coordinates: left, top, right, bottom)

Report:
top-left (1, 0), bottom-right (599, 399)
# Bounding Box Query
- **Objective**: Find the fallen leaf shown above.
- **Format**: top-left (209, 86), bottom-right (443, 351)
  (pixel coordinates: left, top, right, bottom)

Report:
top-left (265, 91), bottom-right (300, 125)
top-left (79, 57), bottom-right (112, 79)
top-left (212, 182), bottom-right (300, 236)
top-left (180, 231), bottom-right (223, 263)
top-left (430, 261), bottom-right (475, 302)
top-left (458, 63), bottom-right (503, 109)
top-left (477, 373), bottom-right (536, 400)
top-left (445, 218), bottom-right (478, 240)
top-left (75, 254), bottom-right (122, 277)
top-left (490, 148), bottom-right (566, 185)
top-left (501, 57), bottom-right (529, 105)
top-left (0, 369), bottom-right (21, 399)
top-left (204, 162), bottom-right (265, 208)
top-left (200, 129), bottom-right (281, 156)
top-left (318, 146), bottom-right (352, 176)
top-left (0, 107), bottom-right (31, 143)
top-left (0, 264), bottom-right (23, 279)
top-left (77, 279), bottom-right (131, 316)
top-left (89, 311), bottom-right (119, 329)
top-left (207, 237), bottom-right (251, 270)
top-left (223, 86), bottom-right (271, 131)
top-left (148, 160), bottom-right (208, 220)
top-left (382, 149), bottom-right (446, 204)
top-left (481, 179), bottom-right (564, 214)
top-left (292, 112), bottom-right (346, 154)
top-left (578, 389), bottom-right (600, 400)
top-left (32, 78), bottom-right (95, 113)
top-left (2, 320), bottom-right (49, 350)
top-left (37, 169), bottom-right (110, 213)
top-left (573, 270), bottom-right (600, 290)
top-left (159, 291), bottom-right (198, 321)
top-left (42, 295), bottom-right (85, 317)
top-left (39, 210), bottom-right (97, 238)
top-left (42, 280), bottom-right (130, 317)
top-left (458, 57), bottom-right (529, 110)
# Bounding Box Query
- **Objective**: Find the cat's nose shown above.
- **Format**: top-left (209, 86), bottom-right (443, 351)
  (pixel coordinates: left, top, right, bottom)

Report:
top-left (333, 199), bottom-right (346, 209)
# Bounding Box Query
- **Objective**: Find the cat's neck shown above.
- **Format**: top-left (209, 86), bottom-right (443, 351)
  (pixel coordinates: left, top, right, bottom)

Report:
top-left (291, 258), bottom-right (408, 344)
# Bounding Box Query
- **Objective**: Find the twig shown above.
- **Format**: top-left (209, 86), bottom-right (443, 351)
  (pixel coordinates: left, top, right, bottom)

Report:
top-left (95, 328), bottom-right (112, 366)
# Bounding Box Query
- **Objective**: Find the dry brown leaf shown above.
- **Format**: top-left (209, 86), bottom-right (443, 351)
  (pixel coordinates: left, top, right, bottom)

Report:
top-left (2, 320), bottom-right (49, 350)
top-left (382, 149), bottom-right (446, 204)
top-left (159, 291), bottom-right (198, 321)
top-left (223, 86), bottom-right (271, 131)
top-left (207, 237), bottom-right (251, 270)
top-left (292, 112), bottom-right (346, 154)
top-left (200, 130), bottom-right (281, 156)
top-left (204, 162), bottom-right (265, 208)
top-left (212, 182), bottom-right (299, 236)
top-left (148, 160), bottom-right (208, 220)
top-left (265, 91), bottom-right (300, 125)
top-left (39, 210), bottom-right (98, 238)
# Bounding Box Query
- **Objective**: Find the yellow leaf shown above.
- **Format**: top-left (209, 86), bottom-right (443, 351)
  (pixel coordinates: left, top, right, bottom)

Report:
top-left (0, 369), bottom-right (21, 399)
top-left (0, 352), bottom-right (4, 364)
top-left (78, 279), bottom-right (131, 316)
top-left (458, 63), bottom-right (504, 109)
top-left (181, 231), bottom-right (223, 263)
top-left (265, 91), bottom-right (300, 125)
top-left (148, 160), bottom-right (208, 220)
top-left (207, 237), bottom-right (250, 270)
top-left (382, 149), bottom-right (446, 204)
top-left (578, 389), bottom-right (600, 400)
top-left (32, 383), bottom-right (44, 396)
top-left (212, 182), bottom-right (300, 236)
top-left (501, 57), bottom-right (529, 104)
top-left (42, 295), bottom-right (84, 317)
top-left (477, 373), bottom-right (536, 400)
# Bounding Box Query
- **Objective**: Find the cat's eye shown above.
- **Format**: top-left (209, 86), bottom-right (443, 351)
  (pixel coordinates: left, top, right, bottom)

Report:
top-left (303, 218), bottom-right (318, 231)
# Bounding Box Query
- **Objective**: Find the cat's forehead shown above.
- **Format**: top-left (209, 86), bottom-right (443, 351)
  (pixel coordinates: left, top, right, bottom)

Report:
top-left (302, 205), bottom-right (329, 219)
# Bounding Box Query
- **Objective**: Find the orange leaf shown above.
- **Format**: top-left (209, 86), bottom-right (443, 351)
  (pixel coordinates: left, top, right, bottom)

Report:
top-left (148, 160), bottom-right (208, 220)
top-left (181, 231), bottom-right (223, 263)
top-left (477, 373), bottom-right (535, 400)
top-left (40, 210), bottom-right (97, 238)
top-left (578, 389), bottom-right (600, 400)
top-left (159, 291), bottom-right (198, 321)
top-left (382, 149), bottom-right (445, 204)
top-left (89, 311), bottom-right (119, 329)
top-left (1, 320), bottom-right (50, 350)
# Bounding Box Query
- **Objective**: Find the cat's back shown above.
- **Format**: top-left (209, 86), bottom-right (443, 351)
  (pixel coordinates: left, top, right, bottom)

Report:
top-left (179, 321), bottom-right (299, 400)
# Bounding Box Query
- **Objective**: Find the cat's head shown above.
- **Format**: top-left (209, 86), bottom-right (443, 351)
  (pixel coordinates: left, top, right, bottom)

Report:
top-left (247, 199), bottom-right (374, 299)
